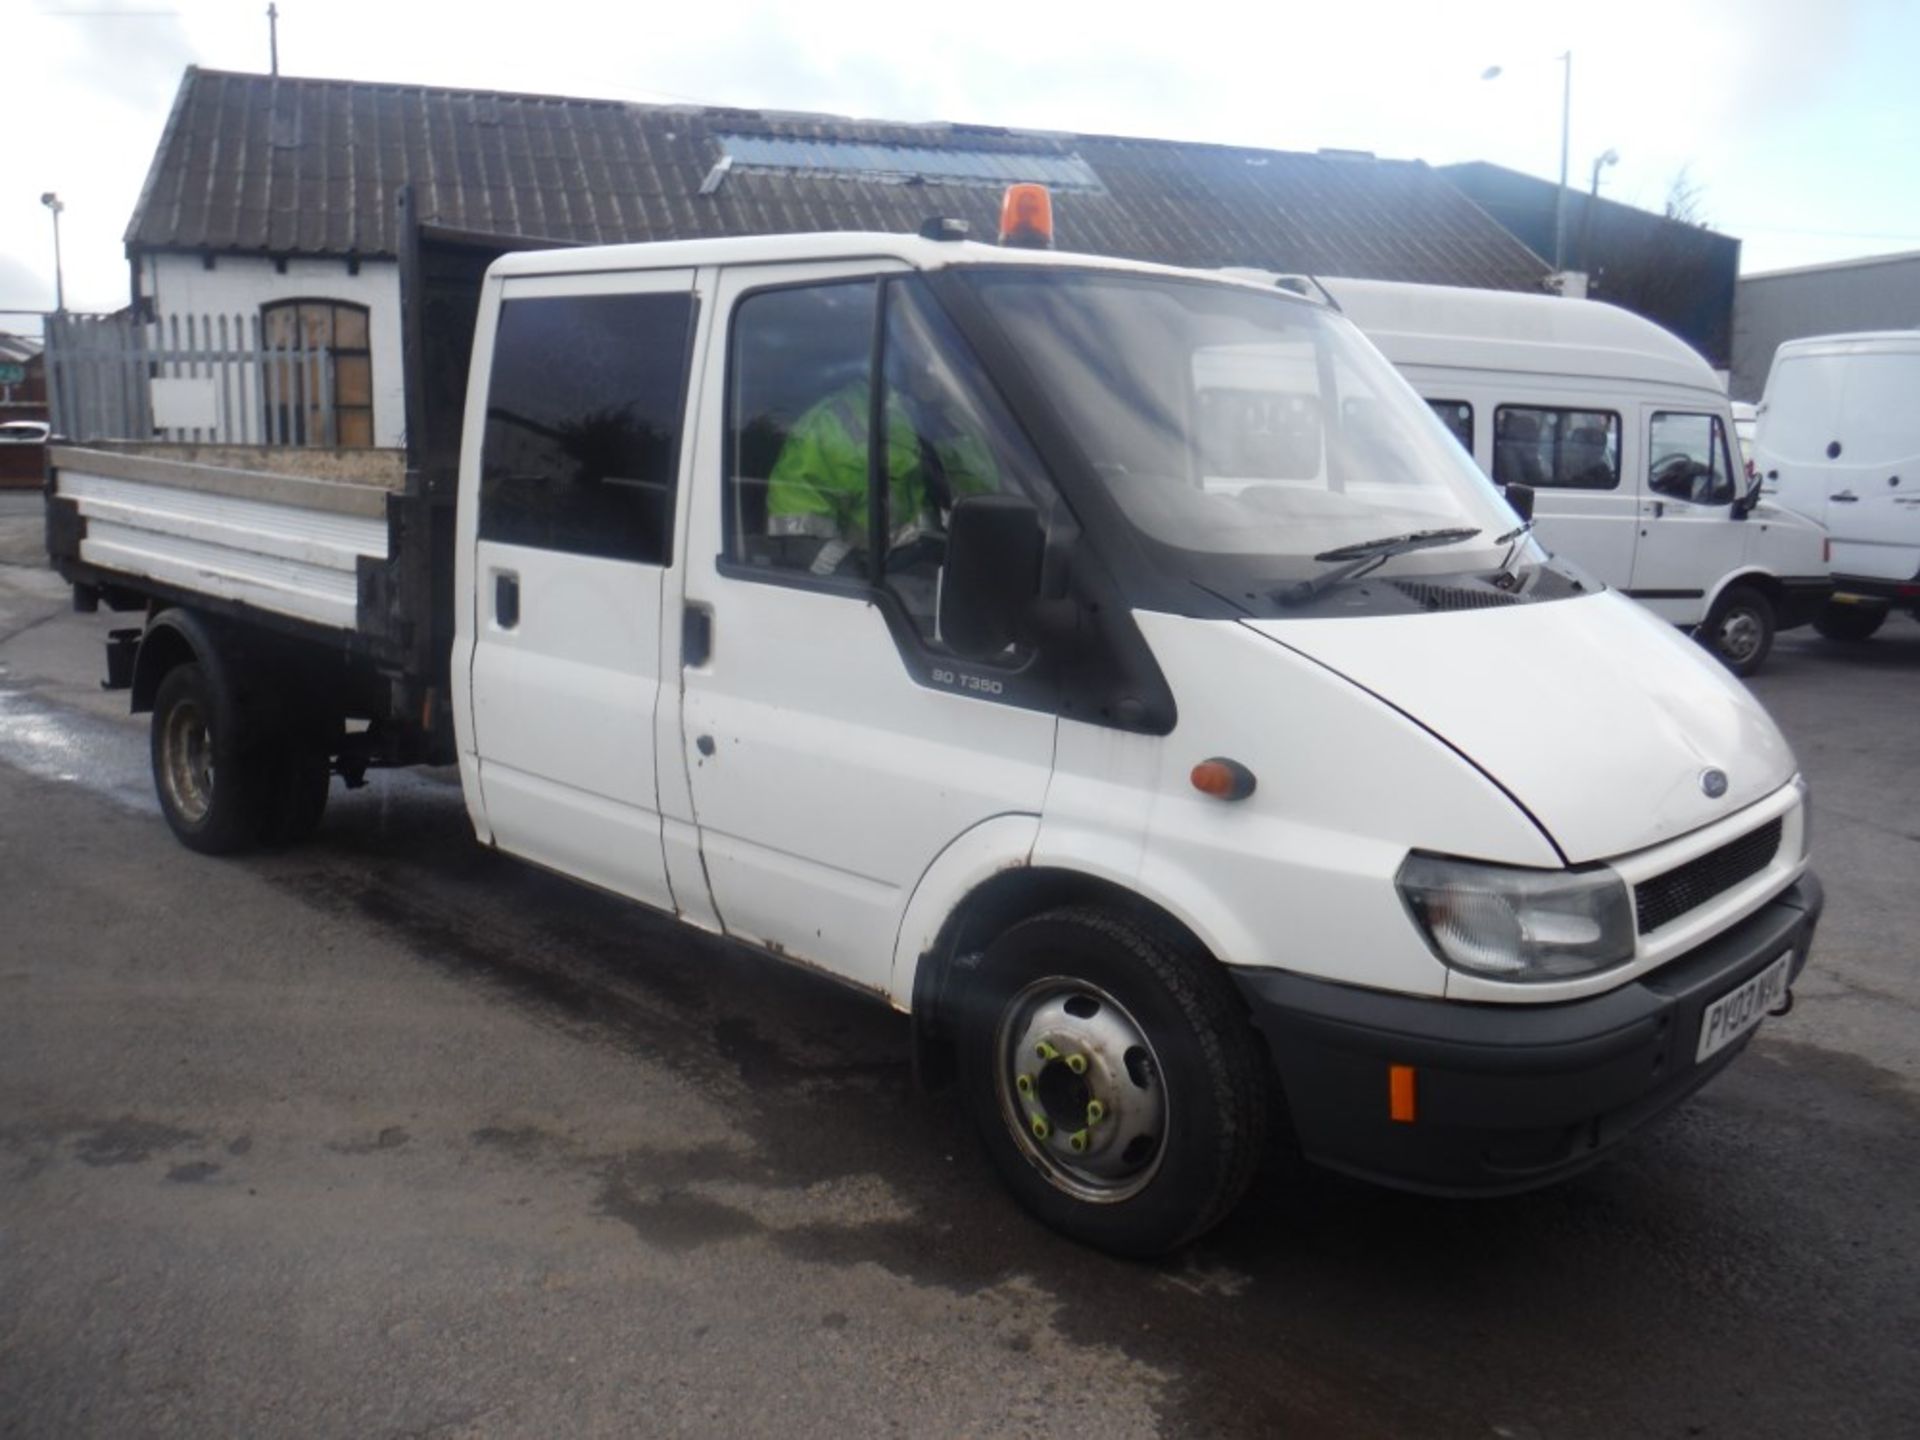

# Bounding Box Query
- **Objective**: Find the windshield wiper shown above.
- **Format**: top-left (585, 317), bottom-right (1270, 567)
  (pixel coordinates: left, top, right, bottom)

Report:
top-left (1275, 527), bottom-right (1482, 607)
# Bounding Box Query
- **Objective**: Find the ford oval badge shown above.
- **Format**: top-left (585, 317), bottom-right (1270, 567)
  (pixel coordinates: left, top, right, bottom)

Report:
top-left (1701, 768), bottom-right (1729, 799)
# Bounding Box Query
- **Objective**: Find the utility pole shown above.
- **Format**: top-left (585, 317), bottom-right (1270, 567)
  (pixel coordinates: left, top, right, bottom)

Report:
top-left (1553, 51), bottom-right (1572, 273)
top-left (1483, 52), bottom-right (1577, 277)
top-left (268, 3), bottom-right (279, 77)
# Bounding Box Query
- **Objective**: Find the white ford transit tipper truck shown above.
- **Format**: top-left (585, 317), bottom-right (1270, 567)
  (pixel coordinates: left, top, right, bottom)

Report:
top-left (44, 207), bottom-right (1822, 1255)
top-left (1317, 278), bottom-right (1832, 676)
top-left (1754, 331), bottom-right (1920, 640)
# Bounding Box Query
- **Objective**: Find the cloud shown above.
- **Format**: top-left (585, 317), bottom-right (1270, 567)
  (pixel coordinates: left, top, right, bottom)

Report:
top-left (0, 253), bottom-right (54, 317)
top-left (46, 2), bottom-right (199, 114)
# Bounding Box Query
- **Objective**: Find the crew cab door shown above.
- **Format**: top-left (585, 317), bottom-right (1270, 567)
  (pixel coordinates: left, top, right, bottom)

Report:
top-left (1629, 407), bottom-right (1745, 625)
top-left (466, 269), bottom-right (698, 912)
top-left (675, 264), bottom-right (1058, 995)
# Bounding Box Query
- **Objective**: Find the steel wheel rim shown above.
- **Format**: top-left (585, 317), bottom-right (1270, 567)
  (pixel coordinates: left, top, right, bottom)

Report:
top-left (994, 976), bottom-right (1168, 1204)
top-left (161, 699), bottom-right (214, 824)
top-left (1719, 608), bottom-right (1762, 663)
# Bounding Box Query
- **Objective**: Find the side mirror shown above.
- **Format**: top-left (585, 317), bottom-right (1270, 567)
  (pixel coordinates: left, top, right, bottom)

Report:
top-left (940, 494), bottom-right (1043, 659)
top-left (1731, 473), bottom-right (1763, 520)
top-left (1505, 482), bottom-right (1535, 523)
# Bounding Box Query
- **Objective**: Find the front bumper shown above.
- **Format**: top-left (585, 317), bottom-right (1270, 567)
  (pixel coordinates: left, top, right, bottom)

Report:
top-left (1230, 874), bottom-right (1823, 1196)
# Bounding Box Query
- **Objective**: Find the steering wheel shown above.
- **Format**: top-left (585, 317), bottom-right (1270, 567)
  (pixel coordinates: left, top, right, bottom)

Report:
top-left (1650, 453), bottom-right (1707, 498)
top-left (885, 533), bottom-right (949, 576)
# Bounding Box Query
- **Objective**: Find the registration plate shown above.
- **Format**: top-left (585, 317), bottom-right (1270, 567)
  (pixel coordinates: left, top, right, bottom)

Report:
top-left (1696, 952), bottom-right (1793, 1063)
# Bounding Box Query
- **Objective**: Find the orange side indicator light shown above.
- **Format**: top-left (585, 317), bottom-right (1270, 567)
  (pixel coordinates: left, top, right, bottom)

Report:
top-left (1389, 1064), bottom-right (1418, 1124)
top-left (1190, 757), bottom-right (1256, 801)
top-left (999, 183), bottom-right (1055, 249)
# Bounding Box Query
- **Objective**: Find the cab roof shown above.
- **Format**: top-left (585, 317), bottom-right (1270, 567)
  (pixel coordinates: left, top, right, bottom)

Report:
top-left (484, 230), bottom-right (1269, 287)
top-left (1315, 275), bottom-right (1723, 395)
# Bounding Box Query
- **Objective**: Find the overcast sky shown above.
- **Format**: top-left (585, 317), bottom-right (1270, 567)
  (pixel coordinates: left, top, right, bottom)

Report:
top-left (5, 0), bottom-right (1917, 322)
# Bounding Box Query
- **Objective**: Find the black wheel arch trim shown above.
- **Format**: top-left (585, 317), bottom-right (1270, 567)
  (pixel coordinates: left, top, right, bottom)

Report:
top-left (132, 608), bottom-right (233, 716)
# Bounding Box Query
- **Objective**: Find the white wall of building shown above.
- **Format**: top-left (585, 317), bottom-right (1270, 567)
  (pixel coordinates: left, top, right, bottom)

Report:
top-left (140, 252), bottom-right (405, 448)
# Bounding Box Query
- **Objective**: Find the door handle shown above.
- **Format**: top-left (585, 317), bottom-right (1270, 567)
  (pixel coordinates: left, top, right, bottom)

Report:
top-left (495, 571), bottom-right (520, 628)
top-left (1830, 492), bottom-right (1859, 504)
top-left (682, 603), bottom-right (713, 667)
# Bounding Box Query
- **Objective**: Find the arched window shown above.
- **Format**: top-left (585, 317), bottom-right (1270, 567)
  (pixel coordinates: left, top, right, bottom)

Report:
top-left (260, 299), bottom-right (373, 447)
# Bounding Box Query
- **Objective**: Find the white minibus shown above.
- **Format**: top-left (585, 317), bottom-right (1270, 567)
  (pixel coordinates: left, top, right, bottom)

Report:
top-left (1318, 278), bottom-right (1831, 675)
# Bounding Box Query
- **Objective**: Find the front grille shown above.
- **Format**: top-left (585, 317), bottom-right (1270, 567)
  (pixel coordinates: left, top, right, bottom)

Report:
top-left (1635, 818), bottom-right (1784, 933)
top-left (1391, 580), bottom-right (1519, 612)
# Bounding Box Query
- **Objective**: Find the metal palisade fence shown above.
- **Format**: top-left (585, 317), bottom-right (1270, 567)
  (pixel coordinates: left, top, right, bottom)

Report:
top-left (44, 310), bottom-right (344, 448)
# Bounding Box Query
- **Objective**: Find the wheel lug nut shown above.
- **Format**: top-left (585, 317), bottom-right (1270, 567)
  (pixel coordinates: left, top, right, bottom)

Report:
top-left (1065, 1054), bottom-right (1088, 1075)
top-left (1086, 1100), bottom-right (1105, 1124)
top-left (1035, 1041), bottom-right (1059, 1061)
top-left (1015, 1074), bottom-right (1034, 1097)
top-left (1068, 1129), bottom-right (1089, 1154)
top-left (1031, 1116), bottom-right (1051, 1141)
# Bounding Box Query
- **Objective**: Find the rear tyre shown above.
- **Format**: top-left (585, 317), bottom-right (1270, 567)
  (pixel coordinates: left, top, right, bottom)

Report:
top-left (151, 662), bottom-right (262, 855)
top-left (1702, 585), bottom-right (1775, 676)
top-left (1812, 602), bottom-right (1886, 643)
top-left (956, 906), bottom-right (1269, 1257)
top-left (258, 744), bottom-right (332, 846)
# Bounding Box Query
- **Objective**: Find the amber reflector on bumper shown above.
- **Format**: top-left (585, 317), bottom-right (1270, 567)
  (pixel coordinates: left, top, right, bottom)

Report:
top-left (1389, 1065), bottom-right (1418, 1123)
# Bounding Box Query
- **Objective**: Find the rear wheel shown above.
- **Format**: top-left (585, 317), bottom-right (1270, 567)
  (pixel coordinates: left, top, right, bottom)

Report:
top-left (151, 662), bottom-right (261, 855)
top-left (151, 662), bottom-right (333, 852)
top-left (1812, 602), bottom-right (1886, 643)
top-left (258, 744), bottom-right (332, 846)
top-left (1702, 585), bottom-right (1775, 676)
top-left (956, 907), bottom-right (1269, 1257)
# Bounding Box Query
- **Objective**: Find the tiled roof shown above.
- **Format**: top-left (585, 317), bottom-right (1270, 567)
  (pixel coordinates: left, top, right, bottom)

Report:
top-left (128, 68), bottom-right (1551, 290)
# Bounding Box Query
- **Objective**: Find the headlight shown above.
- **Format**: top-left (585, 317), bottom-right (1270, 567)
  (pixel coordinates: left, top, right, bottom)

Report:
top-left (1396, 853), bottom-right (1635, 983)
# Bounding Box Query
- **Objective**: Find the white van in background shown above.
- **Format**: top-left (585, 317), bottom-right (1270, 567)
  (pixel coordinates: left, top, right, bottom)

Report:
top-left (1755, 332), bottom-right (1920, 641)
top-left (1312, 278), bottom-right (1831, 675)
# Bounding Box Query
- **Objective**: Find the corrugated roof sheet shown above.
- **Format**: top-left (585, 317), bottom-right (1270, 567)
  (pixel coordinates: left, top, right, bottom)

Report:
top-left (127, 68), bottom-right (1550, 291)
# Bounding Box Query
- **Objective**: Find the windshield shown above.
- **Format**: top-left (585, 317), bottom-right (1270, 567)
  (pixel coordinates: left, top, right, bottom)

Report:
top-left (961, 270), bottom-right (1525, 599)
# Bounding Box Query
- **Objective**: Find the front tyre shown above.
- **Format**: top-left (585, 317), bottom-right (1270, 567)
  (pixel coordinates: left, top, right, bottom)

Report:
top-left (957, 907), bottom-right (1269, 1257)
top-left (1702, 585), bottom-right (1775, 676)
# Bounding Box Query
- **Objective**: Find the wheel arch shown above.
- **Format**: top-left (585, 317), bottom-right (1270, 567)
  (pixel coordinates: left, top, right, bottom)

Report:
top-left (1702, 567), bottom-right (1784, 619)
top-left (131, 608), bottom-right (228, 715)
top-left (905, 861), bottom-right (1221, 1093)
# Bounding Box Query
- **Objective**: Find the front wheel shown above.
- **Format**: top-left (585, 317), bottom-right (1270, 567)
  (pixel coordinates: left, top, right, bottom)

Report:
top-left (1701, 585), bottom-right (1775, 676)
top-left (956, 907), bottom-right (1270, 1257)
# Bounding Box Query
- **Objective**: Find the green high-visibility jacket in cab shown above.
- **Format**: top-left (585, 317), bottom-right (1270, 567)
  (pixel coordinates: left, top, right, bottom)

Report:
top-left (766, 381), bottom-right (997, 547)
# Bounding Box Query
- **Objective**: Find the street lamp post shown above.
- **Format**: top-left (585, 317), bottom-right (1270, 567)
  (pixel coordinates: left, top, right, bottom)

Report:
top-left (40, 192), bottom-right (66, 315)
top-left (1580, 148), bottom-right (1620, 276)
